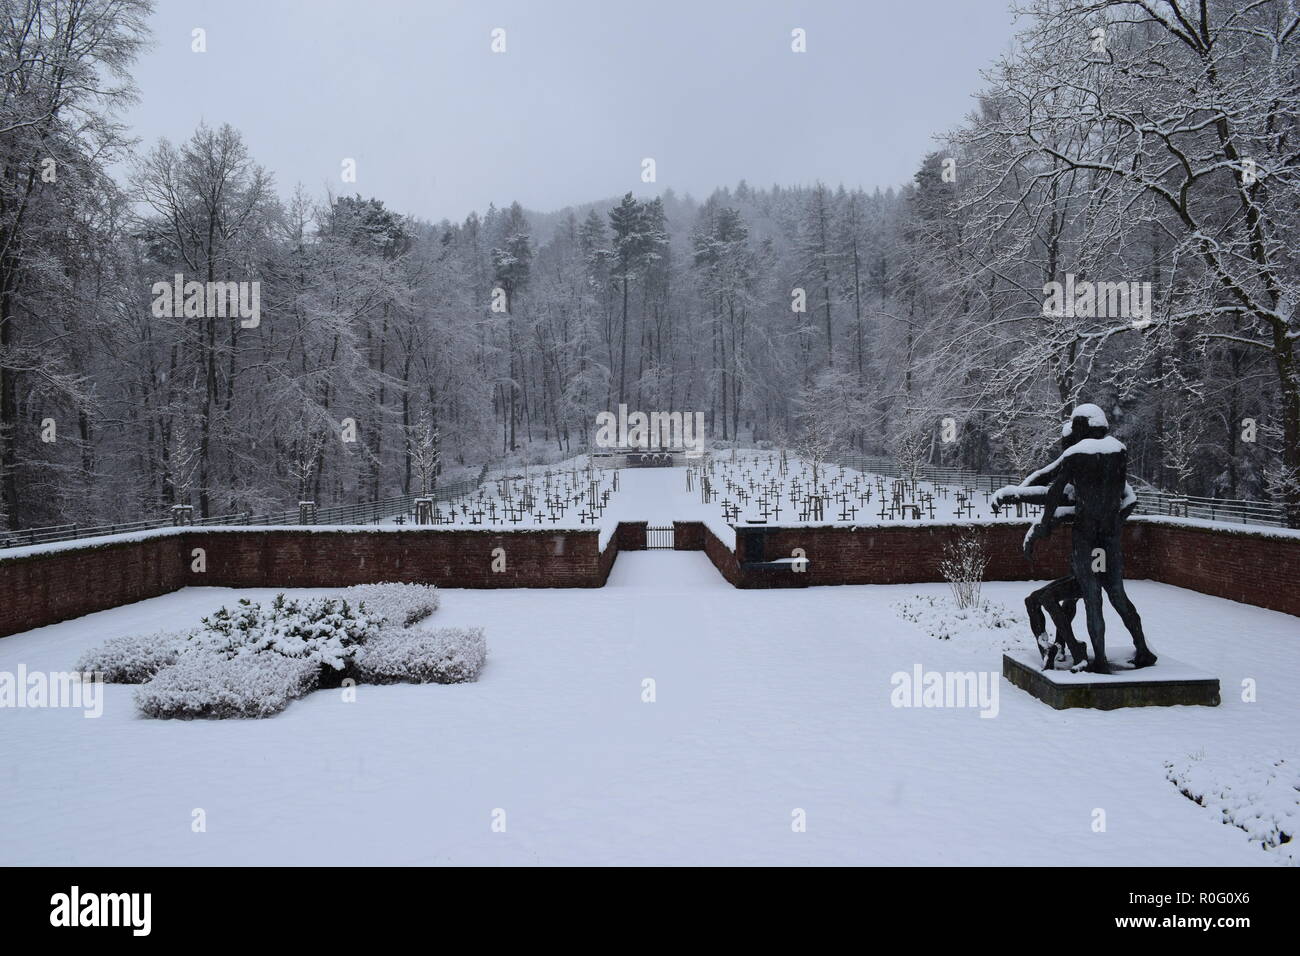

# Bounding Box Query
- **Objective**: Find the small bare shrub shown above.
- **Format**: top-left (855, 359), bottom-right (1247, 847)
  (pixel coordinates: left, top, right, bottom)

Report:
top-left (940, 530), bottom-right (989, 609)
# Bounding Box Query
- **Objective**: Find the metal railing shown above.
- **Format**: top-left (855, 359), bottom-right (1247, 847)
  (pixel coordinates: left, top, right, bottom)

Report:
top-left (0, 476), bottom-right (481, 551)
top-left (832, 454), bottom-right (1287, 528)
top-left (1129, 489), bottom-right (1287, 527)
top-left (835, 455), bottom-right (1021, 495)
top-left (646, 525), bottom-right (676, 549)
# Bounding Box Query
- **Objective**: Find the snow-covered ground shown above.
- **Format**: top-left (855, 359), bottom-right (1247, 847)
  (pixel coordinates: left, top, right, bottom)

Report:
top-left (0, 556), bottom-right (1294, 866)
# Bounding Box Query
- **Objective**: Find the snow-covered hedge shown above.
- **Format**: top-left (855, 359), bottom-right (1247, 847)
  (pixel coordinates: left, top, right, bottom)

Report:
top-left (74, 630), bottom-right (191, 684)
top-left (1166, 752), bottom-right (1298, 865)
top-left (342, 583), bottom-right (439, 628)
top-left (75, 587), bottom-right (480, 719)
top-left (189, 595), bottom-right (382, 671)
top-left (134, 652), bottom-right (321, 720)
top-left (353, 626), bottom-right (487, 685)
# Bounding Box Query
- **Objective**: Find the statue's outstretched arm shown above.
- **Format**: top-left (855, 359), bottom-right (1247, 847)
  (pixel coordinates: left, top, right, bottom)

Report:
top-left (1040, 460), bottom-right (1076, 531)
top-left (992, 452), bottom-right (1068, 508)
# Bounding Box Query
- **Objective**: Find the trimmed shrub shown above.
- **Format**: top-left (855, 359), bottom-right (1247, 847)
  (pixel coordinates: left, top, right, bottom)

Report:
top-left (80, 589), bottom-right (477, 719)
top-left (190, 594), bottom-right (382, 671)
top-left (353, 626), bottom-right (487, 685)
top-left (74, 631), bottom-right (191, 684)
top-left (134, 652), bottom-right (321, 720)
top-left (343, 583), bottom-right (439, 628)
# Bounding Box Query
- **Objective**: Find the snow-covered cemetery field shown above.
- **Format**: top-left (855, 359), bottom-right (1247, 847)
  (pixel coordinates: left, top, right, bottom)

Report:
top-left (390, 450), bottom-right (1044, 551)
top-left (1, 555), bottom-right (1295, 866)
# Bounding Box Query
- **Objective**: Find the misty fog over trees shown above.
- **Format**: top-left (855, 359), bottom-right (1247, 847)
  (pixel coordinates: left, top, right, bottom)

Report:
top-left (2, 0), bottom-right (1297, 529)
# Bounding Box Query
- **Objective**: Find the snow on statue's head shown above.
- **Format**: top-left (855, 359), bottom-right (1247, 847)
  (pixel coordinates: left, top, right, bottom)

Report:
top-left (1066, 403), bottom-right (1109, 442)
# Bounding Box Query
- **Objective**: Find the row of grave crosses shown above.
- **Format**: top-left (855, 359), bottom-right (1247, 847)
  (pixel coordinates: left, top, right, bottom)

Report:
top-left (701, 455), bottom-right (876, 524)
top-left (411, 465), bottom-right (618, 527)
top-left (692, 452), bottom-right (1042, 525)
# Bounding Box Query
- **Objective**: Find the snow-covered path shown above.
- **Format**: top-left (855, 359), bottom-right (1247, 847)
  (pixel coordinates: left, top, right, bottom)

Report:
top-left (0, 558), bottom-right (1294, 865)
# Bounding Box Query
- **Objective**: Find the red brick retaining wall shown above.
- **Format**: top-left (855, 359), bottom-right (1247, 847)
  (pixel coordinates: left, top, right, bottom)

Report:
top-left (680, 519), bottom-right (1296, 614)
top-left (672, 521), bottom-right (706, 551)
top-left (736, 523), bottom-right (1083, 586)
top-left (1125, 520), bottom-right (1299, 617)
top-left (0, 527), bottom-right (615, 638)
top-left (188, 528), bottom-right (613, 591)
top-left (615, 522), bottom-right (647, 551)
top-left (0, 517), bottom-right (1296, 639)
top-left (0, 533), bottom-right (188, 638)
top-left (701, 523), bottom-right (743, 586)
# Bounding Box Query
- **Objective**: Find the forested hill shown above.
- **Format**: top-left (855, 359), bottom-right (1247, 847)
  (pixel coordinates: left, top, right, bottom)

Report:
top-left (2, 0), bottom-right (1296, 529)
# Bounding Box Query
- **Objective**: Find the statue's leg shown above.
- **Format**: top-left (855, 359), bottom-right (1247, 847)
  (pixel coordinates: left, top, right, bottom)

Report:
top-left (1042, 576), bottom-right (1087, 665)
top-left (1072, 532), bottom-right (1109, 674)
top-left (1024, 589), bottom-right (1049, 644)
top-left (1061, 598), bottom-right (1082, 668)
top-left (1025, 582), bottom-right (1058, 666)
top-left (1099, 531), bottom-right (1157, 668)
top-left (1032, 576), bottom-right (1071, 666)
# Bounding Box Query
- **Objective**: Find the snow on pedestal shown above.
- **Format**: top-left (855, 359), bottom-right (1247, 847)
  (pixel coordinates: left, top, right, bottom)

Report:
top-left (1002, 647), bottom-right (1220, 710)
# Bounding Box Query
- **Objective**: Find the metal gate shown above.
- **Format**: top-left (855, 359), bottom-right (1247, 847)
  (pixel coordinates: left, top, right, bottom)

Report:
top-left (646, 525), bottom-right (675, 549)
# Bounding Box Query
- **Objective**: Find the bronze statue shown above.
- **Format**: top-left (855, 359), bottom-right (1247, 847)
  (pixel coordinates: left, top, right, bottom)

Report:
top-left (995, 404), bottom-right (1156, 674)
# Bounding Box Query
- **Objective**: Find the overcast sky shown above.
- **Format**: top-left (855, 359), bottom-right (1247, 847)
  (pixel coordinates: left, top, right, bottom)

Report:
top-left (124, 0), bottom-right (1021, 222)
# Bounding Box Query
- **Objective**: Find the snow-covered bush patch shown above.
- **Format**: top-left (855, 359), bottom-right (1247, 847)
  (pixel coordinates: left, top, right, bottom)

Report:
top-left (892, 594), bottom-right (1020, 648)
top-left (1166, 753), bottom-right (1298, 865)
top-left (353, 626), bottom-right (487, 685)
top-left (76, 590), bottom-right (476, 719)
top-left (74, 630), bottom-right (191, 684)
top-left (190, 595), bottom-right (382, 671)
top-left (134, 652), bottom-right (321, 720)
top-left (342, 583), bottom-right (439, 627)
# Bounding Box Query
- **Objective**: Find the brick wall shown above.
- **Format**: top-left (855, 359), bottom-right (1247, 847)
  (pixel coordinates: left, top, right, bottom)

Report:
top-left (672, 521), bottom-right (705, 551)
top-left (0, 527), bottom-right (615, 638)
top-left (1127, 520), bottom-right (1300, 616)
top-left (187, 528), bottom-right (611, 591)
top-left (1, 517), bottom-right (1296, 639)
top-left (615, 522), bottom-right (647, 551)
top-left (0, 534), bottom-right (188, 638)
top-left (696, 523), bottom-right (745, 586)
top-left (681, 519), bottom-right (1297, 615)
top-left (747, 523), bottom-right (1079, 586)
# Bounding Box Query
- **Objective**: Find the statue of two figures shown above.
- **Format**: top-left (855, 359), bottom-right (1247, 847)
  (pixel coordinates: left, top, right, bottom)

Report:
top-left (993, 404), bottom-right (1159, 675)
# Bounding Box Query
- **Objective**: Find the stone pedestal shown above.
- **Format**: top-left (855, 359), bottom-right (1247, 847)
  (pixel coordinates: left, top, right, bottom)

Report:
top-left (1002, 647), bottom-right (1219, 710)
